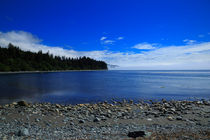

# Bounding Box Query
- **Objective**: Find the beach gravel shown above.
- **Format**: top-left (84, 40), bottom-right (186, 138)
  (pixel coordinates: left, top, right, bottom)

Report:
top-left (0, 99), bottom-right (210, 139)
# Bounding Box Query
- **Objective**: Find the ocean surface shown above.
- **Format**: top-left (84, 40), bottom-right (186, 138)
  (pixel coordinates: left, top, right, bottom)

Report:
top-left (0, 70), bottom-right (210, 104)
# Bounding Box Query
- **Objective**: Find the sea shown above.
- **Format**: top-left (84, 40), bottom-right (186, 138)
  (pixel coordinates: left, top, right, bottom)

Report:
top-left (0, 70), bottom-right (210, 104)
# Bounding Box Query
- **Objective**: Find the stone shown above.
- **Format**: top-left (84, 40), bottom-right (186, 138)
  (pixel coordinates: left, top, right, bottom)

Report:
top-left (162, 99), bottom-right (167, 103)
top-left (127, 131), bottom-right (146, 138)
top-left (170, 108), bottom-right (176, 112)
top-left (93, 117), bottom-right (101, 122)
top-left (103, 101), bottom-right (108, 104)
top-left (126, 107), bottom-right (132, 111)
top-left (79, 120), bottom-right (85, 123)
top-left (55, 104), bottom-right (61, 108)
top-left (129, 100), bottom-right (134, 104)
top-left (167, 116), bottom-right (173, 121)
top-left (196, 122), bottom-right (201, 125)
top-left (70, 122), bottom-right (74, 125)
top-left (17, 101), bottom-right (29, 107)
top-left (23, 128), bottom-right (30, 136)
top-left (55, 109), bottom-right (59, 113)
top-left (112, 101), bottom-right (117, 104)
top-left (107, 110), bottom-right (112, 114)
top-left (78, 104), bottom-right (85, 107)
top-left (35, 118), bottom-right (40, 122)
top-left (154, 114), bottom-right (160, 118)
top-left (106, 114), bottom-right (112, 118)
top-left (203, 100), bottom-right (209, 105)
top-left (176, 116), bottom-right (182, 120)
top-left (147, 118), bottom-right (152, 121)
top-left (117, 112), bottom-right (122, 117)
top-left (17, 128), bottom-right (30, 136)
top-left (0, 117), bottom-right (6, 121)
top-left (12, 102), bottom-right (17, 105)
top-left (145, 131), bottom-right (152, 138)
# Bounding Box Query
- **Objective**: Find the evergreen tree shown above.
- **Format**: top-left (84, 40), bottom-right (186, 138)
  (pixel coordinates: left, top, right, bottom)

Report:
top-left (0, 43), bottom-right (108, 72)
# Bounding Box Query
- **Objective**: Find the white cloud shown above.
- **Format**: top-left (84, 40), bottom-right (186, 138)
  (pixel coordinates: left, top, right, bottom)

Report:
top-left (111, 42), bottom-right (210, 70)
top-left (100, 36), bottom-right (115, 45)
top-left (117, 37), bottom-right (124, 40)
top-left (132, 42), bottom-right (156, 50)
top-left (0, 30), bottom-right (100, 58)
top-left (100, 35), bottom-right (123, 45)
top-left (1, 31), bottom-right (210, 70)
top-left (103, 40), bottom-right (115, 44)
top-left (183, 39), bottom-right (197, 44)
top-left (100, 36), bottom-right (107, 41)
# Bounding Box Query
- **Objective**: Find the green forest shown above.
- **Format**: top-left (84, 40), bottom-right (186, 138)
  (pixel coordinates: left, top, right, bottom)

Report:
top-left (0, 43), bottom-right (108, 72)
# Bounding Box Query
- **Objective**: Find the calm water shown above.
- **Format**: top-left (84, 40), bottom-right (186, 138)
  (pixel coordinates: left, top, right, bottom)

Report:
top-left (0, 70), bottom-right (210, 104)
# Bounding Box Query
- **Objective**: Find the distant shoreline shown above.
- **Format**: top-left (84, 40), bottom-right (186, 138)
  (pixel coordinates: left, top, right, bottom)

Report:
top-left (0, 69), bottom-right (108, 74)
top-left (1, 69), bottom-right (210, 74)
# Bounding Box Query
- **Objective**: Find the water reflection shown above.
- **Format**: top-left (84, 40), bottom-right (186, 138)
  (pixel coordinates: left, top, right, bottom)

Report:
top-left (0, 70), bottom-right (210, 104)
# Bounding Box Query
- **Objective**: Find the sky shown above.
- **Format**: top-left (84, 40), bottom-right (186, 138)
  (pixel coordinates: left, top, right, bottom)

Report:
top-left (0, 0), bottom-right (210, 69)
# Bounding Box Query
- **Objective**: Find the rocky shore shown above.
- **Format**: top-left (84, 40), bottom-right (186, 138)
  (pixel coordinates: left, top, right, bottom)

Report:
top-left (0, 99), bottom-right (210, 139)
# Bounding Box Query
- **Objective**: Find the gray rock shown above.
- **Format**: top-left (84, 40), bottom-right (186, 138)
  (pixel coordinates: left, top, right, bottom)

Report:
top-left (145, 131), bottom-right (152, 138)
top-left (167, 116), bottom-right (173, 121)
top-left (17, 128), bottom-right (30, 136)
top-left (176, 116), bottom-right (182, 120)
top-left (0, 117), bottom-right (6, 121)
top-left (129, 100), bottom-right (134, 104)
top-left (17, 101), bottom-right (29, 107)
top-left (127, 130), bottom-right (151, 138)
top-left (55, 104), bottom-right (61, 108)
top-left (117, 112), bottom-right (122, 117)
top-left (70, 122), bottom-right (75, 125)
top-left (35, 118), bottom-right (40, 122)
top-left (79, 120), bottom-right (85, 123)
top-left (107, 110), bottom-right (112, 114)
top-left (93, 117), bottom-right (101, 122)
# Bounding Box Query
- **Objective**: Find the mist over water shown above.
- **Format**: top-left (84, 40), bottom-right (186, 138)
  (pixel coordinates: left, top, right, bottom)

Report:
top-left (0, 70), bottom-right (210, 104)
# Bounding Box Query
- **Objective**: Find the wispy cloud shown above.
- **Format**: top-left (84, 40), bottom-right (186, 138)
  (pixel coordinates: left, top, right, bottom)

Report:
top-left (100, 35), bottom-right (123, 45)
top-left (100, 36), bottom-right (115, 45)
top-left (100, 36), bottom-right (107, 41)
top-left (103, 40), bottom-right (115, 45)
top-left (1, 31), bottom-right (210, 70)
top-left (183, 39), bottom-right (197, 44)
top-left (132, 42), bottom-right (157, 50)
top-left (117, 37), bottom-right (124, 40)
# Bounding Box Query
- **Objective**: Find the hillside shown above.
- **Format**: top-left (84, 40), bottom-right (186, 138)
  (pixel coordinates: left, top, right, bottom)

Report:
top-left (0, 43), bottom-right (108, 72)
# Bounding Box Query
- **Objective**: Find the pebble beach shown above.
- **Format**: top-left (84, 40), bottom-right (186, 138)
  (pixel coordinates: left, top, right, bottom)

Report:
top-left (0, 99), bottom-right (210, 139)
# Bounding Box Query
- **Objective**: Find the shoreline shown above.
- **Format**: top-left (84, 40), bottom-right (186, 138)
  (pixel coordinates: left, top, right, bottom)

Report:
top-left (1, 69), bottom-right (210, 74)
top-left (0, 69), bottom-right (108, 74)
top-left (0, 99), bottom-right (210, 139)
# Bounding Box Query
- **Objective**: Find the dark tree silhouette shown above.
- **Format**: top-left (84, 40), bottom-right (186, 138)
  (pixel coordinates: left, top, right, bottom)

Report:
top-left (0, 43), bottom-right (108, 72)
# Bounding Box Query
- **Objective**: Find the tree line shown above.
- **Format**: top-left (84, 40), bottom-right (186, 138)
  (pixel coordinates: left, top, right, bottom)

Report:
top-left (0, 43), bottom-right (108, 71)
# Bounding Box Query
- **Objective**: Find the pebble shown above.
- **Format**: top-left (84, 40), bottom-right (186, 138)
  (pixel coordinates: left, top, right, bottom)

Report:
top-left (176, 116), bottom-right (182, 120)
top-left (127, 131), bottom-right (146, 138)
top-left (147, 118), bottom-right (152, 121)
top-left (17, 101), bottom-right (29, 107)
top-left (79, 120), bottom-right (85, 123)
top-left (93, 117), bottom-right (101, 122)
top-left (17, 128), bottom-right (30, 136)
top-left (35, 118), bottom-right (40, 122)
top-left (0, 99), bottom-right (209, 139)
top-left (167, 116), bottom-right (173, 121)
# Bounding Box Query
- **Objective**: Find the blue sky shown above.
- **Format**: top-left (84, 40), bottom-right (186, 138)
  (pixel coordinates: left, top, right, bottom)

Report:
top-left (0, 0), bottom-right (210, 69)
